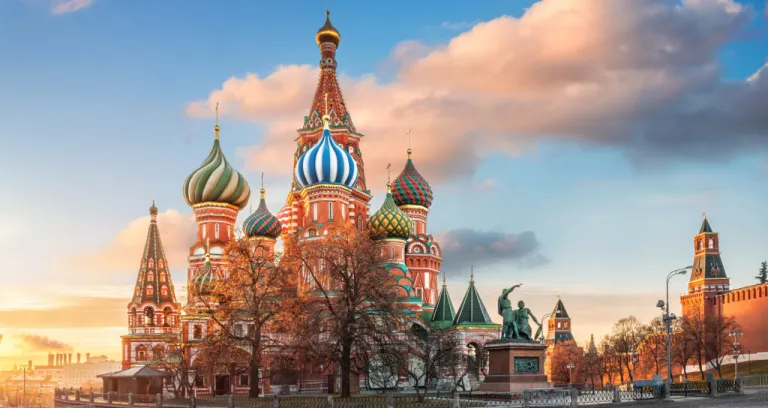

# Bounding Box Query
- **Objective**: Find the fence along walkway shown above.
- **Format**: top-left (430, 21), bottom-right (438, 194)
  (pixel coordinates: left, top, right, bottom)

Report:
top-left (54, 379), bottom-right (750, 408)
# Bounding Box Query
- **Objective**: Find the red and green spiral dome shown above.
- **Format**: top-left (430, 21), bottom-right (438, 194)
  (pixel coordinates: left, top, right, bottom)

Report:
top-left (392, 150), bottom-right (433, 209)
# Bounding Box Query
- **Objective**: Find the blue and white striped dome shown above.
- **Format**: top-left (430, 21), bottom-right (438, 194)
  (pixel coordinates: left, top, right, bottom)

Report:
top-left (295, 115), bottom-right (359, 189)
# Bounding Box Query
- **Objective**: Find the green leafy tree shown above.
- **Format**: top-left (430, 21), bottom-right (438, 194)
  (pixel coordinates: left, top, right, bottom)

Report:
top-left (756, 261), bottom-right (768, 284)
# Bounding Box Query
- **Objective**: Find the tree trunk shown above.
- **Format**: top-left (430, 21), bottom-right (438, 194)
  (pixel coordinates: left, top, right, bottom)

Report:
top-left (249, 329), bottom-right (262, 398)
top-left (341, 337), bottom-right (352, 398)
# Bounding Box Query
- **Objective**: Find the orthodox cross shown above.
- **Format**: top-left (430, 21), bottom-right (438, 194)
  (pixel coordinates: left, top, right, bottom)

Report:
top-left (215, 102), bottom-right (219, 126)
top-left (406, 128), bottom-right (413, 149)
top-left (324, 92), bottom-right (329, 116)
top-left (387, 163), bottom-right (392, 184)
top-left (702, 212), bottom-right (707, 219)
top-left (261, 172), bottom-right (265, 189)
top-left (470, 265), bottom-right (475, 283)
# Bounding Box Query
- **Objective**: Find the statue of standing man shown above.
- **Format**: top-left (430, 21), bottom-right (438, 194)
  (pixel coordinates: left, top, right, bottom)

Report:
top-left (497, 283), bottom-right (542, 342)
top-left (498, 284), bottom-right (522, 339)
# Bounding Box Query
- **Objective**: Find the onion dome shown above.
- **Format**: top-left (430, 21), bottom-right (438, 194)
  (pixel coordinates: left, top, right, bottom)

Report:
top-left (295, 115), bottom-right (358, 189)
top-left (149, 200), bottom-right (158, 216)
top-left (392, 149), bottom-right (433, 208)
top-left (367, 184), bottom-right (413, 241)
top-left (243, 188), bottom-right (281, 239)
top-left (316, 10), bottom-right (340, 46)
top-left (183, 124), bottom-right (251, 209)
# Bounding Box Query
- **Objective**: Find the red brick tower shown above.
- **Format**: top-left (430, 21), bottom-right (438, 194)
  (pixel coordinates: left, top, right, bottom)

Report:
top-left (681, 215), bottom-right (731, 317)
top-left (121, 202), bottom-right (181, 369)
top-left (393, 146), bottom-right (442, 311)
top-left (180, 118), bottom-right (251, 352)
top-left (280, 10), bottom-right (371, 240)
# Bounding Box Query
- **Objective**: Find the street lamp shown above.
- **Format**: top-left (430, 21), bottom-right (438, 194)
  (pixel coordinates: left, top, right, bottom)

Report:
top-left (729, 329), bottom-right (744, 380)
top-left (19, 365), bottom-right (27, 408)
top-left (538, 312), bottom-right (553, 342)
top-left (658, 265), bottom-right (692, 399)
top-left (566, 363), bottom-right (575, 388)
top-left (631, 351), bottom-right (638, 383)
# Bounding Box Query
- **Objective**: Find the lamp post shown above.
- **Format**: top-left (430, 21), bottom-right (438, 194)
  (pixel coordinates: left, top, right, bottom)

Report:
top-left (729, 329), bottom-right (743, 379)
top-left (19, 365), bottom-right (27, 408)
top-left (538, 313), bottom-right (553, 342)
top-left (567, 363), bottom-right (575, 389)
top-left (631, 351), bottom-right (638, 384)
top-left (657, 266), bottom-right (692, 399)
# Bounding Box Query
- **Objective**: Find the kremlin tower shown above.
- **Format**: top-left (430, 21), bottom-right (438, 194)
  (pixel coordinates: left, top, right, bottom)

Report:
top-left (681, 215), bottom-right (730, 316)
top-left (121, 202), bottom-right (181, 369)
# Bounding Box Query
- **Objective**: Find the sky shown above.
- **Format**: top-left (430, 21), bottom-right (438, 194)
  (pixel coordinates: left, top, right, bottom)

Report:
top-left (0, 0), bottom-right (767, 369)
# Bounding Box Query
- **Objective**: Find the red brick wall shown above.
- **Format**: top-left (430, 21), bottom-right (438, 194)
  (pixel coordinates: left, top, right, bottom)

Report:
top-left (718, 284), bottom-right (768, 353)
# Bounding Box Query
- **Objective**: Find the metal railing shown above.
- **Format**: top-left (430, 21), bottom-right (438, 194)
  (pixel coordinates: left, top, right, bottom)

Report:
top-left (739, 374), bottom-right (768, 388)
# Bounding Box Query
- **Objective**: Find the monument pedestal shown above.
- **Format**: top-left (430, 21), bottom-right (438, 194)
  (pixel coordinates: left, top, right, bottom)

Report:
top-left (479, 340), bottom-right (551, 392)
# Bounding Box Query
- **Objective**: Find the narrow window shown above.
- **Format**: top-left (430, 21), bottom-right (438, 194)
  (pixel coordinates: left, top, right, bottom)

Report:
top-left (215, 223), bottom-right (220, 239)
top-left (328, 202), bottom-right (333, 220)
top-left (193, 325), bottom-right (203, 339)
top-left (313, 203), bottom-right (318, 221)
top-left (708, 238), bottom-right (714, 249)
top-left (145, 285), bottom-right (154, 296)
top-left (202, 224), bottom-right (207, 239)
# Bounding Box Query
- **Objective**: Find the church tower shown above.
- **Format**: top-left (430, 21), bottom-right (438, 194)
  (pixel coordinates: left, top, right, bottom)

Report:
top-left (681, 215), bottom-right (730, 317)
top-left (121, 202), bottom-right (181, 369)
top-left (280, 10), bottom-right (372, 239)
top-left (394, 146), bottom-right (442, 311)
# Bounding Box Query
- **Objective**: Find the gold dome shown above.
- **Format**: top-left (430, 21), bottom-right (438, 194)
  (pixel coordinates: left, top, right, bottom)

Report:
top-left (316, 10), bottom-right (340, 46)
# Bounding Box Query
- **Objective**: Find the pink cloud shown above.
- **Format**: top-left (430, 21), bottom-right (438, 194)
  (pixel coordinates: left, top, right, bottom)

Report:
top-left (51, 0), bottom-right (96, 14)
top-left (61, 209), bottom-right (196, 274)
top-left (186, 0), bottom-right (767, 189)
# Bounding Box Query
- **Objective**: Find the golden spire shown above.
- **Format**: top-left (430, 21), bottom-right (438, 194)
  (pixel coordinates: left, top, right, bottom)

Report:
top-left (406, 128), bottom-right (413, 159)
top-left (469, 265), bottom-right (475, 284)
top-left (214, 102), bottom-right (220, 140)
top-left (260, 172), bottom-right (265, 199)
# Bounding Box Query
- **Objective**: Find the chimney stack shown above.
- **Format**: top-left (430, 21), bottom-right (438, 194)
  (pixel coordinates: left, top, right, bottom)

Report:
top-left (77, 353), bottom-right (81, 364)
top-left (86, 353), bottom-right (90, 363)
top-left (48, 352), bottom-right (54, 366)
top-left (55, 354), bottom-right (59, 366)
top-left (28, 360), bottom-right (33, 370)
top-left (68, 353), bottom-right (72, 365)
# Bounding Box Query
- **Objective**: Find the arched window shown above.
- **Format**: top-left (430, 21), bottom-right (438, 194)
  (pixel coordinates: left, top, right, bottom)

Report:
top-left (158, 260), bottom-right (164, 268)
top-left (147, 271), bottom-right (154, 281)
top-left (308, 228), bottom-right (318, 238)
top-left (708, 238), bottom-right (714, 249)
top-left (136, 345), bottom-right (148, 361)
top-left (148, 259), bottom-right (155, 269)
top-left (153, 346), bottom-right (164, 361)
top-left (161, 285), bottom-right (168, 297)
top-left (144, 307), bottom-right (154, 326)
top-left (357, 215), bottom-right (363, 231)
top-left (193, 325), bottom-right (203, 339)
top-left (145, 285), bottom-right (154, 296)
top-left (697, 240), bottom-right (702, 250)
top-left (160, 272), bottom-right (166, 282)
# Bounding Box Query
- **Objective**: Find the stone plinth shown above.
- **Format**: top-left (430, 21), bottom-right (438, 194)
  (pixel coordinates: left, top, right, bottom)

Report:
top-left (479, 340), bottom-right (551, 392)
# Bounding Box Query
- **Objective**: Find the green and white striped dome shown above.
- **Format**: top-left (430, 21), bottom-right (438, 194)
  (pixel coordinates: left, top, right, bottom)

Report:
top-left (183, 125), bottom-right (251, 210)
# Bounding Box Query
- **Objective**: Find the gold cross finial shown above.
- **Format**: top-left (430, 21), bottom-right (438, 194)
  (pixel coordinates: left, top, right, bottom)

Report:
top-left (702, 212), bottom-right (707, 219)
top-left (324, 92), bottom-right (329, 116)
top-left (214, 102), bottom-right (220, 140)
top-left (260, 172), bottom-right (265, 198)
top-left (406, 128), bottom-right (413, 158)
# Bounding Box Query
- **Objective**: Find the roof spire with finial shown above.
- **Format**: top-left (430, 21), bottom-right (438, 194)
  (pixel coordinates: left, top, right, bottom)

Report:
top-left (214, 102), bottom-right (220, 140)
top-left (442, 270), bottom-right (447, 288)
top-left (470, 265), bottom-right (475, 284)
top-left (406, 128), bottom-right (413, 159)
top-left (386, 163), bottom-right (392, 189)
top-left (260, 172), bottom-right (265, 199)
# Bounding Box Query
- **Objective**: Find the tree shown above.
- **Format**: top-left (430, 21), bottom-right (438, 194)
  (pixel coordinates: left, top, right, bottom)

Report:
top-left (702, 314), bottom-right (738, 378)
top-left (285, 225), bottom-right (402, 397)
top-left (597, 336), bottom-right (618, 387)
top-left (201, 237), bottom-right (295, 397)
top-left (149, 344), bottom-right (196, 398)
top-left (757, 261), bottom-right (768, 284)
top-left (637, 317), bottom-right (667, 377)
top-left (609, 316), bottom-right (647, 383)
top-left (404, 324), bottom-right (462, 401)
top-left (671, 320), bottom-right (695, 380)
top-left (548, 341), bottom-right (585, 386)
top-left (680, 312), bottom-right (707, 379)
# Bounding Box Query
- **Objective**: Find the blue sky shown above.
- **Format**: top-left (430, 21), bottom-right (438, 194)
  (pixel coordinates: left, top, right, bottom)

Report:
top-left (0, 0), bottom-right (767, 363)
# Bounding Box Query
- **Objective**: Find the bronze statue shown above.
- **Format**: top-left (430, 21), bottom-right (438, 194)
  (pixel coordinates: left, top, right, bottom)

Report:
top-left (497, 284), bottom-right (541, 342)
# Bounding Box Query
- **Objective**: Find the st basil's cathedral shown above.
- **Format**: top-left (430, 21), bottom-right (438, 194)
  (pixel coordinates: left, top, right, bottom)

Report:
top-left (118, 11), bottom-right (502, 395)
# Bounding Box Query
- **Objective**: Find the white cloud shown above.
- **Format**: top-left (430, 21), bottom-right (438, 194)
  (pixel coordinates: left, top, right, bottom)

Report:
top-left (51, 0), bottom-right (96, 15)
